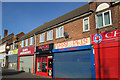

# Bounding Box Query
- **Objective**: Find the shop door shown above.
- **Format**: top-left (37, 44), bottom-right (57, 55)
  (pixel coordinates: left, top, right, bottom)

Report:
top-left (36, 57), bottom-right (47, 76)
top-left (36, 56), bottom-right (53, 77)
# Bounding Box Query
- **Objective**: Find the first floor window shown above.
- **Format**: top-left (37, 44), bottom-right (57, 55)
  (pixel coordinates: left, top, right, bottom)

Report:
top-left (47, 30), bottom-right (53, 41)
top-left (25, 39), bottom-right (28, 46)
top-left (21, 40), bottom-right (24, 47)
top-left (83, 17), bottom-right (90, 31)
top-left (96, 10), bottom-right (112, 28)
top-left (56, 26), bottom-right (64, 39)
top-left (30, 37), bottom-right (34, 45)
top-left (40, 33), bottom-right (45, 43)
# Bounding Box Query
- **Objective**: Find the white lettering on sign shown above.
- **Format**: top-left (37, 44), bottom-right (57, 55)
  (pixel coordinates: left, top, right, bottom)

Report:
top-left (20, 51), bottom-right (31, 55)
top-left (55, 37), bottom-right (90, 49)
top-left (105, 30), bottom-right (120, 38)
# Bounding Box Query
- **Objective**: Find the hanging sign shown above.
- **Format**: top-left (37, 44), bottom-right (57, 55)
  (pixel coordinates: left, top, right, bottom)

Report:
top-left (91, 29), bottom-right (120, 44)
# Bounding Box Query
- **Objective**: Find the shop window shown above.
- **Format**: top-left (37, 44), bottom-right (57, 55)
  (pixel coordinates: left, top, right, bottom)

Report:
top-left (30, 37), bottom-right (34, 45)
top-left (83, 17), bottom-right (90, 32)
top-left (96, 10), bottom-right (112, 28)
top-left (37, 57), bottom-right (41, 72)
top-left (40, 33), bottom-right (45, 43)
top-left (47, 30), bottom-right (53, 41)
top-left (56, 26), bottom-right (64, 39)
top-left (21, 40), bottom-right (24, 47)
top-left (42, 57), bottom-right (47, 72)
top-left (25, 39), bottom-right (29, 46)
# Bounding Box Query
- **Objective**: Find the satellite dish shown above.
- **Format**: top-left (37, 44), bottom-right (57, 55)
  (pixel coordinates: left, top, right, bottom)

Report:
top-left (64, 32), bottom-right (69, 39)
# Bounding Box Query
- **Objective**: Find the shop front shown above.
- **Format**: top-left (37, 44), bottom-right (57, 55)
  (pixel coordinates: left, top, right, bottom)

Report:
top-left (91, 29), bottom-right (120, 78)
top-left (18, 46), bottom-right (35, 73)
top-left (0, 53), bottom-right (6, 67)
top-left (0, 43), bottom-right (7, 67)
top-left (35, 43), bottom-right (54, 78)
top-left (8, 49), bottom-right (18, 70)
top-left (52, 37), bottom-right (95, 78)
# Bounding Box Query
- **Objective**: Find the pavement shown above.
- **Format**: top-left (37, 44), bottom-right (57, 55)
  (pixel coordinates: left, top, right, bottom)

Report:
top-left (1, 68), bottom-right (55, 80)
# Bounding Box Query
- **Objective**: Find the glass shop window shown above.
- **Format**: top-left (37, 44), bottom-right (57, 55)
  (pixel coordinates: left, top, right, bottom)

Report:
top-left (42, 57), bottom-right (47, 72)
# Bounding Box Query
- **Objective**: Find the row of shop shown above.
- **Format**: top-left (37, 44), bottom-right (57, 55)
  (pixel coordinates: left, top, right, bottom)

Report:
top-left (7, 29), bottom-right (120, 78)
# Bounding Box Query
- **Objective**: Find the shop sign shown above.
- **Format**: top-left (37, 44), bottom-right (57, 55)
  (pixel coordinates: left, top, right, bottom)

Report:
top-left (13, 49), bottom-right (18, 55)
top-left (91, 29), bottom-right (120, 44)
top-left (8, 50), bottom-right (13, 55)
top-left (55, 37), bottom-right (90, 49)
top-left (0, 44), bottom-right (6, 53)
top-left (18, 46), bottom-right (35, 56)
top-left (36, 43), bottom-right (54, 54)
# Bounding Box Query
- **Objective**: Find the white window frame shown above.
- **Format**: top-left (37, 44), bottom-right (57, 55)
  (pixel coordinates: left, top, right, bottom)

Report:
top-left (13, 44), bottom-right (15, 50)
top-left (11, 45), bottom-right (12, 50)
top-left (40, 33), bottom-right (45, 43)
top-left (47, 30), bottom-right (53, 41)
top-left (96, 10), bottom-right (112, 28)
top-left (25, 39), bottom-right (29, 46)
top-left (83, 17), bottom-right (90, 32)
top-left (56, 26), bottom-right (64, 39)
top-left (21, 40), bottom-right (24, 47)
top-left (30, 37), bottom-right (34, 45)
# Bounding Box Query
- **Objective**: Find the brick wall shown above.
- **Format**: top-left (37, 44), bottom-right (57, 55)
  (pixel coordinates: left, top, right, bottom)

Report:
top-left (17, 2), bottom-right (119, 49)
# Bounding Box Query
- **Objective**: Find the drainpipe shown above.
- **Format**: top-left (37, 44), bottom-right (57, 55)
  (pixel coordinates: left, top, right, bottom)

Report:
top-left (34, 34), bottom-right (36, 74)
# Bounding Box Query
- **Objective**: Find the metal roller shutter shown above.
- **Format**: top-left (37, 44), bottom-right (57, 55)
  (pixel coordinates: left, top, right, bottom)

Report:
top-left (20, 56), bottom-right (33, 73)
top-left (8, 55), bottom-right (18, 70)
top-left (54, 50), bottom-right (92, 78)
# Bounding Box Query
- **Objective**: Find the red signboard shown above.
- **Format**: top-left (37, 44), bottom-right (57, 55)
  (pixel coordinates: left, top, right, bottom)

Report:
top-left (91, 29), bottom-right (120, 44)
top-left (18, 46), bottom-right (35, 56)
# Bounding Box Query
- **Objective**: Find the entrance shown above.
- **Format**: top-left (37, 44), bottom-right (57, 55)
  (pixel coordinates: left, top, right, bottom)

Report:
top-left (36, 56), bottom-right (53, 77)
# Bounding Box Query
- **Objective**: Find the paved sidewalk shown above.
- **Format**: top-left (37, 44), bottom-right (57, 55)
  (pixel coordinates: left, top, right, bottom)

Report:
top-left (1, 68), bottom-right (54, 80)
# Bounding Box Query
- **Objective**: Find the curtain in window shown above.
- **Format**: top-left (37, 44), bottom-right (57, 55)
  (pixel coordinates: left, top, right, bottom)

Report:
top-left (97, 14), bottom-right (103, 27)
top-left (84, 19), bottom-right (88, 30)
top-left (104, 12), bottom-right (110, 25)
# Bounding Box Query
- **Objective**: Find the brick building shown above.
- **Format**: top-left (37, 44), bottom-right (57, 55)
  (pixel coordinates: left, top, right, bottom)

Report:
top-left (8, 2), bottom-right (120, 79)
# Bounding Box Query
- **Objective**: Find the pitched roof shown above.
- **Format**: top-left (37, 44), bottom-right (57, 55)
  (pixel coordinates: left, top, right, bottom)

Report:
top-left (19, 3), bottom-right (91, 41)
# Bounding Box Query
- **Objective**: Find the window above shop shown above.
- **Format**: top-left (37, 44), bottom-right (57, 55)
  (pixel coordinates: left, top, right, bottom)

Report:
top-left (96, 10), bottom-right (112, 28)
top-left (47, 30), bottom-right (53, 41)
top-left (40, 33), bottom-right (45, 43)
top-left (56, 26), bottom-right (64, 39)
top-left (25, 39), bottom-right (29, 46)
top-left (30, 37), bottom-right (34, 45)
top-left (83, 17), bottom-right (90, 32)
top-left (21, 40), bottom-right (24, 47)
top-left (13, 44), bottom-right (15, 50)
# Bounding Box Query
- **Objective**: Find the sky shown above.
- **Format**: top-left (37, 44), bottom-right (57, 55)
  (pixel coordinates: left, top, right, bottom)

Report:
top-left (2, 2), bottom-right (87, 38)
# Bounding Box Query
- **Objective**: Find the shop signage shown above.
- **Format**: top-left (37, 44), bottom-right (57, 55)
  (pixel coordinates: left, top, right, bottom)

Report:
top-left (36, 43), bottom-right (54, 54)
top-left (91, 29), bottom-right (120, 44)
top-left (52, 45), bottom-right (91, 53)
top-left (18, 46), bottom-right (35, 56)
top-left (0, 44), bottom-right (6, 53)
top-left (13, 49), bottom-right (18, 55)
top-left (8, 50), bottom-right (13, 55)
top-left (55, 37), bottom-right (90, 49)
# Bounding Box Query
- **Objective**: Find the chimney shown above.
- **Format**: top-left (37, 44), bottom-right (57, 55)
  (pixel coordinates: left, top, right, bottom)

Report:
top-left (4, 29), bottom-right (8, 37)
